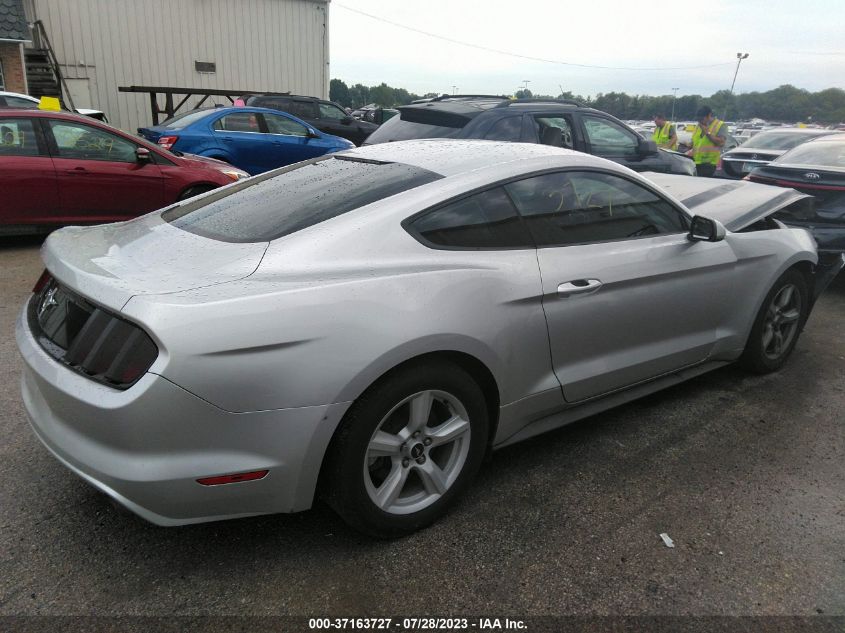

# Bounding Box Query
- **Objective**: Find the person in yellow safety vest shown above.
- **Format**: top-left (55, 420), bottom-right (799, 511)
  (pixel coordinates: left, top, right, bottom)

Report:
top-left (651, 113), bottom-right (678, 150)
top-left (688, 105), bottom-right (726, 177)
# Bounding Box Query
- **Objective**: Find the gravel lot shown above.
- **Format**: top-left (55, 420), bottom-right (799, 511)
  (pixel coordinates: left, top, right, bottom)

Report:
top-left (0, 235), bottom-right (843, 620)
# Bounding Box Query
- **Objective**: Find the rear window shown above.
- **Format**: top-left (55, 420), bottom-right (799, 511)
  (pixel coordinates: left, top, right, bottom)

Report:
top-left (776, 140), bottom-right (845, 167)
top-left (365, 115), bottom-right (464, 144)
top-left (162, 156), bottom-right (444, 242)
top-left (159, 109), bottom-right (215, 130)
top-left (743, 131), bottom-right (830, 151)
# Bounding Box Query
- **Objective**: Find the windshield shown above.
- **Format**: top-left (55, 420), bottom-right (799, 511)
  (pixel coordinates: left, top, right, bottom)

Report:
top-left (364, 115), bottom-right (464, 144)
top-left (162, 156), bottom-right (444, 242)
top-left (775, 139), bottom-right (845, 167)
top-left (741, 130), bottom-right (829, 151)
top-left (158, 109), bottom-right (215, 130)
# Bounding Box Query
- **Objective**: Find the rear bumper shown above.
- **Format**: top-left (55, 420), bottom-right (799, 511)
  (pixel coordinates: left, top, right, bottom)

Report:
top-left (16, 304), bottom-right (350, 525)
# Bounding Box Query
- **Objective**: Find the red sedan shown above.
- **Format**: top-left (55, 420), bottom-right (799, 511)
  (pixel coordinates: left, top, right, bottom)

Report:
top-left (0, 109), bottom-right (248, 234)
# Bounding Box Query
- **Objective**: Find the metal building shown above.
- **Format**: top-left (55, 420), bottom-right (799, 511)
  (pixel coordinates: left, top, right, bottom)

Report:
top-left (20, 0), bottom-right (330, 131)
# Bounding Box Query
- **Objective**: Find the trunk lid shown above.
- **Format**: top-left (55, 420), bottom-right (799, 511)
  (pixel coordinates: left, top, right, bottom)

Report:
top-left (644, 173), bottom-right (811, 231)
top-left (42, 212), bottom-right (268, 311)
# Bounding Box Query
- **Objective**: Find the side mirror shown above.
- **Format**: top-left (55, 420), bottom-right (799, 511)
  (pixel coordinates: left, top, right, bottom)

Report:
top-left (306, 129), bottom-right (320, 139)
top-left (341, 116), bottom-right (353, 125)
top-left (638, 138), bottom-right (658, 155)
top-left (688, 215), bottom-right (726, 242)
top-left (136, 147), bottom-right (151, 163)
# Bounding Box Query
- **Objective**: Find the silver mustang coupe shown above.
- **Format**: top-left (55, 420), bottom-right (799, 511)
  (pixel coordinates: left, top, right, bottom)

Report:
top-left (17, 140), bottom-right (843, 537)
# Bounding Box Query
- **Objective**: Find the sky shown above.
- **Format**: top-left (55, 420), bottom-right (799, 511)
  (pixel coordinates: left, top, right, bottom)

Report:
top-left (329, 0), bottom-right (845, 98)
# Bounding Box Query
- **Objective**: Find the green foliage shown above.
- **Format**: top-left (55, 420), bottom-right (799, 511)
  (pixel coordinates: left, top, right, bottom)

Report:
top-left (329, 80), bottom-right (845, 123)
top-left (329, 78), bottom-right (424, 108)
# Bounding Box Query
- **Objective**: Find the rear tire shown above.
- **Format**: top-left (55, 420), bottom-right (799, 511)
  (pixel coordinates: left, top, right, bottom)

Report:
top-left (322, 361), bottom-right (489, 538)
top-left (740, 269), bottom-right (808, 373)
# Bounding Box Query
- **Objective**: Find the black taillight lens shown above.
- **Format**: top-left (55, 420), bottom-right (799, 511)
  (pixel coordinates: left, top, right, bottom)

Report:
top-left (30, 280), bottom-right (158, 389)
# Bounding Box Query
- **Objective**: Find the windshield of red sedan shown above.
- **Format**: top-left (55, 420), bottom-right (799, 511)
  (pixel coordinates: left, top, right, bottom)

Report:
top-left (162, 156), bottom-right (444, 242)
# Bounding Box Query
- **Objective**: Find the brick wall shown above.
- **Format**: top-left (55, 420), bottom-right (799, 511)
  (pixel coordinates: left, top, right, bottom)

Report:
top-left (0, 42), bottom-right (26, 93)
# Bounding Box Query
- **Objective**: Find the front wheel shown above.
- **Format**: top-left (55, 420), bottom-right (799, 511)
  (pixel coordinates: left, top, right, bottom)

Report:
top-left (322, 361), bottom-right (489, 538)
top-left (740, 269), bottom-right (808, 373)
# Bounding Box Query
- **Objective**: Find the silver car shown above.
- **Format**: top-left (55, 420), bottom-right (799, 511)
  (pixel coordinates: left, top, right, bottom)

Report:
top-left (16, 140), bottom-right (843, 537)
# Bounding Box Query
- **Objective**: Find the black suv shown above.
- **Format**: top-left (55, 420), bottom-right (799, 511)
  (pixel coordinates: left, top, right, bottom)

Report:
top-left (364, 96), bottom-right (696, 175)
top-left (242, 94), bottom-right (378, 146)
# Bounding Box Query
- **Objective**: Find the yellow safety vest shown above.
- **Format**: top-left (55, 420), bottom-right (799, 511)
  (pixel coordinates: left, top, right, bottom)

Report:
top-left (652, 122), bottom-right (677, 150)
top-left (691, 119), bottom-right (724, 165)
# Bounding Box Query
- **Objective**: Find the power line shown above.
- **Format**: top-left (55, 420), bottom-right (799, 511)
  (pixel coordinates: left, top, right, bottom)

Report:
top-left (334, 3), bottom-right (736, 71)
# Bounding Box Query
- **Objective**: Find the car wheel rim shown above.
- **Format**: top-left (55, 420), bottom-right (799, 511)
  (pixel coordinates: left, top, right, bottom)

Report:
top-left (762, 283), bottom-right (801, 360)
top-left (363, 390), bottom-right (472, 515)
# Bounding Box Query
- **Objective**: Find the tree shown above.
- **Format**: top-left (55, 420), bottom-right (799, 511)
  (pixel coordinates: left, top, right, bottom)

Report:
top-left (329, 79), bottom-right (350, 107)
top-left (515, 89), bottom-right (533, 99)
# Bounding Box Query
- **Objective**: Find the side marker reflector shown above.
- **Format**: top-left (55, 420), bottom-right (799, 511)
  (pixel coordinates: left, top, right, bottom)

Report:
top-left (197, 470), bottom-right (269, 486)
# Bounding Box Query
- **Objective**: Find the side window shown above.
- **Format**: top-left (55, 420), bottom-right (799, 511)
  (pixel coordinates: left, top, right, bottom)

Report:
top-left (262, 113), bottom-right (308, 137)
top-left (0, 118), bottom-right (41, 156)
top-left (287, 101), bottom-right (317, 120)
top-left (483, 116), bottom-right (523, 142)
top-left (213, 113), bottom-right (261, 133)
top-left (318, 102), bottom-right (348, 121)
top-left (3, 96), bottom-right (38, 108)
top-left (505, 171), bottom-right (687, 247)
top-left (47, 120), bottom-right (136, 162)
top-left (534, 116), bottom-right (574, 148)
top-left (581, 116), bottom-right (638, 154)
top-left (410, 187), bottom-right (533, 249)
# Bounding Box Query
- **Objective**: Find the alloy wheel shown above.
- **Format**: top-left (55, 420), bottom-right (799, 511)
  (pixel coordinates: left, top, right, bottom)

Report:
top-left (363, 390), bottom-right (471, 515)
top-left (762, 283), bottom-right (802, 360)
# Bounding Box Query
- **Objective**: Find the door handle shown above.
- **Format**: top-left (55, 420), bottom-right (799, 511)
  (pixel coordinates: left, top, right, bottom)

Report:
top-left (557, 279), bottom-right (603, 297)
top-left (65, 167), bottom-right (88, 174)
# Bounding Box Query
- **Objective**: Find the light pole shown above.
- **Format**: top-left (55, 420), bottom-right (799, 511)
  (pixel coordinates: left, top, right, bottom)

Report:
top-left (452, 85), bottom-right (458, 95)
top-left (726, 53), bottom-right (749, 119)
top-left (671, 87), bottom-right (679, 122)
top-left (729, 53), bottom-right (749, 96)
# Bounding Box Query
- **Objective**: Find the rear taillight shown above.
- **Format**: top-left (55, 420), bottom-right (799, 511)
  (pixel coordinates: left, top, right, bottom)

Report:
top-left (158, 135), bottom-right (179, 150)
top-left (32, 269), bottom-right (52, 293)
top-left (31, 280), bottom-right (158, 389)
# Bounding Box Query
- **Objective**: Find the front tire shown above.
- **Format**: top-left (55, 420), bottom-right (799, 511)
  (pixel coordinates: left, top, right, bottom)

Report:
top-left (740, 269), bottom-right (808, 373)
top-left (323, 361), bottom-right (489, 538)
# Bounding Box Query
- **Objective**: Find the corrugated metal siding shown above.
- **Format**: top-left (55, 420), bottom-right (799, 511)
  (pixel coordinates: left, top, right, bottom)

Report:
top-left (26, 0), bottom-right (329, 131)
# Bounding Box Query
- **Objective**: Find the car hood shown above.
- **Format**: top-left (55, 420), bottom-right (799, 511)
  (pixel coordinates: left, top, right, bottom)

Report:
top-left (42, 212), bottom-right (268, 311)
top-left (644, 172), bottom-right (812, 231)
top-left (177, 152), bottom-right (237, 171)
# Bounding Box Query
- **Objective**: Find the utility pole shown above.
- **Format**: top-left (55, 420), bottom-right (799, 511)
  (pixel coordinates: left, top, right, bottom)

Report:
top-left (671, 87), bottom-right (679, 122)
top-left (726, 53), bottom-right (749, 119)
